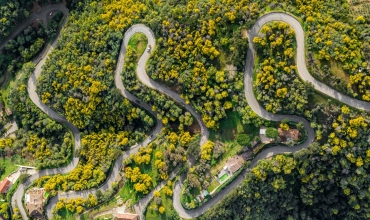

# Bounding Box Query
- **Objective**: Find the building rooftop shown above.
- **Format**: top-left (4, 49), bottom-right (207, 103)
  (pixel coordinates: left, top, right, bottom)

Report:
top-left (116, 206), bottom-right (139, 220)
top-left (0, 178), bottom-right (11, 193)
top-left (226, 156), bottom-right (244, 174)
top-left (278, 128), bottom-right (299, 142)
top-left (259, 128), bottom-right (266, 134)
top-left (259, 126), bottom-right (272, 143)
top-left (25, 188), bottom-right (45, 218)
top-left (117, 213), bottom-right (139, 220)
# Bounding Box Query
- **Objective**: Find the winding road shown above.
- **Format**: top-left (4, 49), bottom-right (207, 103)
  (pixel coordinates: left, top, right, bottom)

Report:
top-left (124, 25), bottom-right (209, 146)
top-left (0, 4), bottom-right (69, 51)
top-left (8, 5), bottom-right (164, 220)
top-left (172, 12), bottom-right (370, 219)
top-left (47, 24), bottom-right (210, 219)
top-left (7, 8), bottom-right (370, 220)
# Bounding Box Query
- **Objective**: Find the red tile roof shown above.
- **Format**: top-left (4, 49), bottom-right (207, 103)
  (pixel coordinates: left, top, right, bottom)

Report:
top-left (117, 213), bottom-right (139, 220)
top-left (0, 178), bottom-right (11, 193)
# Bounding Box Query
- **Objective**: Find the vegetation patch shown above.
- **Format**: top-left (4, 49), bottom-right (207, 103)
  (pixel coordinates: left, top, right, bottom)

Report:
top-left (145, 181), bottom-right (178, 220)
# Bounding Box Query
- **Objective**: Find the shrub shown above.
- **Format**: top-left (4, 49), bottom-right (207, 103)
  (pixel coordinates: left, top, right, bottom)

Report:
top-left (236, 134), bottom-right (251, 146)
top-left (159, 206), bottom-right (165, 214)
top-left (265, 127), bottom-right (279, 139)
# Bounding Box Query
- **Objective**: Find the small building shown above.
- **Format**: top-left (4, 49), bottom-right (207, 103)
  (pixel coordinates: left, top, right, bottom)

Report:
top-left (216, 156), bottom-right (245, 184)
top-left (25, 188), bottom-right (46, 219)
top-left (259, 126), bottom-right (272, 143)
top-left (116, 206), bottom-right (139, 220)
top-left (278, 128), bottom-right (299, 142)
top-left (0, 178), bottom-right (11, 193)
top-left (226, 156), bottom-right (244, 174)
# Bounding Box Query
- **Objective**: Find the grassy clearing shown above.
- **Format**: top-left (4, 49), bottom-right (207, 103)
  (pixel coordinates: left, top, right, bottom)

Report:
top-left (309, 90), bottom-right (360, 111)
top-left (145, 186), bottom-right (178, 220)
top-left (118, 181), bottom-right (139, 205)
top-left (95, 215), bottom-right (113, 220)
top-left (210, 111), bottom-right (258, 142)
top-left (0, 157), bottom-right (17, 180)
top-left (218, 51), bottom-right (227, 69)
top-left (330, 59), bottom-right (350, 84)
top-left (140, 147), bottom-right (161, 186)
top-left (1, 69), bottom-right (17, 109)
top-left (118, 145), bottom-right (163, 205)
top-left (80, 200), bottom-right (117, 220)
top-left (207, 179), bottom-right (220, 192)
top-left (57, 208), bottom-right (77, 220)
top-left (87, 137), bottom-right (168, 216)
top-left (209, 111), bottom-right (256, 175)
top-left (210, 142), bottom-right (243, 169)
top-left (128, 33), bottom-right (148, 60)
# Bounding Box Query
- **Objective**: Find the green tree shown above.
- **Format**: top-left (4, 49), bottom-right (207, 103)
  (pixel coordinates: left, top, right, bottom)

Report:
top-left (19, 174), bottom-right (30, 183)
top-left (265, 127), bottom-right (279, 139)
top-left (236, 134), bottom-right (251, 146)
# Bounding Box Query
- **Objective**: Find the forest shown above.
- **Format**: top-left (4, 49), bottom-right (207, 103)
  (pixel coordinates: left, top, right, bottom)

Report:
top-left (253, 21), bottom-right (314, 114)
top-left (0, 0), bottom-right (370, 219)
top-left (200, 0), bottom-right (370, 219)
top-left (122, 43), bottom-right (193, 130)
top-left (0, 0), bottom-right (80, 42)
top-left (8, 62), bottom-right (72, 169)
top-left (145, 0), bottom-right (251, 129)
top-left (202, 106), bottom-right (370, 219)
top-left (0, 10), bottom-right (64, 84)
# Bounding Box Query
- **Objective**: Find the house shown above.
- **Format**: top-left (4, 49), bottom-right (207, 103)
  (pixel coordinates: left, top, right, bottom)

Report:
top-left (0, 178), bottom-right (11, 193)
top-left (278, 128), bottom-right (299, 142)
top-left (216, 156), bottom-right (244, 184)
top-left (116, 206), bottom-right (139, 220)
top-left (259, 126), bottom-right (272, 143)
top-left (25, 188), bottom-right (46, 219)
top-left (226, 156), bottom-right (244, 174)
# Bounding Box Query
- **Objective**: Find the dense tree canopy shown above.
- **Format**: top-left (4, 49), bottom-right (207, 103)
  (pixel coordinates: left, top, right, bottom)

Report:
top-left (203, 104), bottom-right (370, 218)
top-left (8, 63), bottom-right (72, 169)
top-left (3, 0), bottom-right (370, 219)
top-left (253, 21), bottom-right (313, 114)
top-left (144, 0), bottom-right (252, 129)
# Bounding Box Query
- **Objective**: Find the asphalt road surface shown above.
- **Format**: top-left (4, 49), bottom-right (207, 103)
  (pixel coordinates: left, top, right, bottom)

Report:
top-left (10, 11), bottom-right (370, 220)
top-left (0, 4), bottom-right (68, 51)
